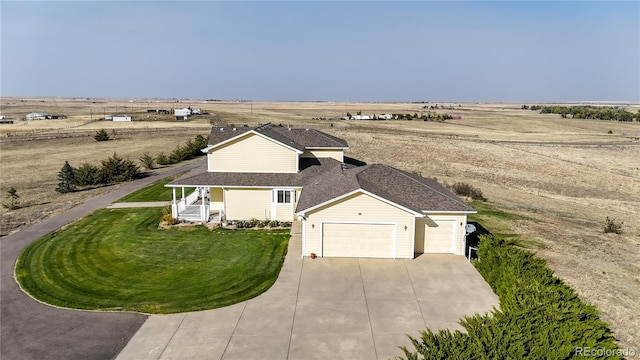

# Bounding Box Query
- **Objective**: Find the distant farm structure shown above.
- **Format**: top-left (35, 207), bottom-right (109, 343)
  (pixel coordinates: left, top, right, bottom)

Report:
top-left (112, 115), bottom-right (132, 122)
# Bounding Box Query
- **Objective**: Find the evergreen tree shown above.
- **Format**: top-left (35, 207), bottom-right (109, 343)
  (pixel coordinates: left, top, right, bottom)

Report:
top-left (94, 129), bottom-right (110, 141)
top-left (4, 187), bottom-right (20, 209)
top-left (56, 161), bottom-right (76, 193)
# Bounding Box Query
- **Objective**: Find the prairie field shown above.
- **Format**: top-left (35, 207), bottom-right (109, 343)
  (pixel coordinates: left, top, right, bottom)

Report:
top-left (1, 98), bottom-right (639, 349)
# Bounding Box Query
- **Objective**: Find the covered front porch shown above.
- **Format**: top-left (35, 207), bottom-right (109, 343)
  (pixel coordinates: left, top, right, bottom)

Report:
top-left (169, 186), bottom-right (224, 223)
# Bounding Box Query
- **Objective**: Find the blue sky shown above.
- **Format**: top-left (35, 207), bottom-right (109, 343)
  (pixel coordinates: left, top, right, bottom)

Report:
top-left (1, 1), bottom-right (638, 102)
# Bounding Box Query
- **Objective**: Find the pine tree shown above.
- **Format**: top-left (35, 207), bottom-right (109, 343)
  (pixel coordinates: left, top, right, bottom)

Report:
top-left (4, 187), bottom-right (20, 209)
top-left (94, 129), bottom-right (110, 141)
top-left (56, 161), bottom-right (76, 193)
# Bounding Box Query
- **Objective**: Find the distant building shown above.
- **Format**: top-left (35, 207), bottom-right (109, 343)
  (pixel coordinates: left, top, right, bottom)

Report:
top-left (26, 112), bottom-right (48, 120)
top-left (175, 108), bottom-right (192, 121)
top-left (113, 115), bottom-right (132, 122)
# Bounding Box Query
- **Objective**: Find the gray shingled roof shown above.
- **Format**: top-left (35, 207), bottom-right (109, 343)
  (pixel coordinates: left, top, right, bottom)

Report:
top-left (295, 164), bottom-right (474, 214)
top-left (207, 123), bottom-right (347, 151)
top-left (170, 159), bottom-right (474, 214)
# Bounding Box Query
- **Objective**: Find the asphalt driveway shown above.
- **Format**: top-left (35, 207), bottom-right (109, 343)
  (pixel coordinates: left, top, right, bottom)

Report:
top-left (0, 160), bottom-right (204, 360)
top-left (117, 224), bottom-right (499, 360)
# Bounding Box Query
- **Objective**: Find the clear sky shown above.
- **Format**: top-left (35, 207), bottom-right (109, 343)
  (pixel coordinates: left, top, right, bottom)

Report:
top-left (1, 1), bottom-right (638, 102)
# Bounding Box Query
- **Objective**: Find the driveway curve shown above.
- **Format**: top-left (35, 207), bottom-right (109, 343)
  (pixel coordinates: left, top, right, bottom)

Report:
top-left (0, 159), bottom-right (205, 360)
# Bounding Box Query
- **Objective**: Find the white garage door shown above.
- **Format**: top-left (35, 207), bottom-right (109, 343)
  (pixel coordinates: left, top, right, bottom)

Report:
top-left (322, 223), bottom-right (395, 258)
top-left (423, 220), bottom-right (456, 254)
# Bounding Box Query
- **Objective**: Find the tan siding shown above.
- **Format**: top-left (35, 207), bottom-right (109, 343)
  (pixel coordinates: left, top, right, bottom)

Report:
top-left (275, 203), bottom-right (293, 221)
top-left (415, 215), bottom-right (467, 255)
top-left (209, 187), bottom-right (224, 213)
top-left (300, 149), bottom-right (344, 162)
top-left (208, 133), bottom-right (298, 173)
top-left (303, 192), bottom-right (415, 258)
top-left (224, 188), bottom-right (272, 220)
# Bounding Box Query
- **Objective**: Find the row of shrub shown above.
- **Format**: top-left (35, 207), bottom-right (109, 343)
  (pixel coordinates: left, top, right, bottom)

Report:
top-left (154, 135), bottom-right (208, 167)
top-left (56, 154), bottom-right (142, 193)
top-left (523, 104), bottom-right (639, 122)
top-left (233, 218), bottom-right (292, 229)
top-left (400, 236), bottom-right (621, 359)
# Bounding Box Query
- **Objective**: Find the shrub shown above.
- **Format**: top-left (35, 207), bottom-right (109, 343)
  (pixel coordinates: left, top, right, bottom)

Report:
top-left (258, 220), bottom-right (271, 228)
top-left (280, 221), bottom-right (292, 228)
top-left (248, 217), bottom-right (259, 228)
top-left (74, 163), bottom-right (102, 186)
top-left (99, 153), bottom-right (141, 184)
top-left (159, 205), bottom-right (178, 226)
top-left (603, 216), bottom-right (623, 234)
top-left (94, 129), bottom-right (110, 141)
top-left (400, 236), bottom-right (620, 359)
top-left (156, 152), bottom-right (170, 166)
top-left (607, 130), bottom-right (613, 134)
top-left (449, 182), bottom-right (487, 201)
top-left (268, 220), bottom-right (280, 228)
top-left (139, 153), bottom-right (155, 170)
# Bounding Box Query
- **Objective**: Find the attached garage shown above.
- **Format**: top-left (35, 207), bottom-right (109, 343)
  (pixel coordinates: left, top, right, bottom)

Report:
top-left (414, 216), bottom-right (467, 255)
top-left (322, 223), bottom-right (395, 258)
top-left (300, 191), bottom-right (417, 259)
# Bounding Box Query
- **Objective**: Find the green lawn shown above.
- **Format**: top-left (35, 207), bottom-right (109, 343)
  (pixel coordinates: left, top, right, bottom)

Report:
top-left (468, 200), bottom-right (546, 249)
top-left (15, 208), bottom-right (289, 314)
top-left (116, 176), bottom-right (194, 202)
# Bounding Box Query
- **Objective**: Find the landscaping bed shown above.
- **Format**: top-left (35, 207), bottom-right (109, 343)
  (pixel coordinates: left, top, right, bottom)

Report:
top-left (15, 208), bottom-right (289, 314)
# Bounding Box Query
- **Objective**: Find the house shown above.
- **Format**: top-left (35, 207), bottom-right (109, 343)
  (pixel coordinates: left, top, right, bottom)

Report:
top-left (112, 115), bottom-right (132, 122)
top-left (167, 123), bottom-right (476, 259)
top-left (175, 108), bottom-right (192, 121)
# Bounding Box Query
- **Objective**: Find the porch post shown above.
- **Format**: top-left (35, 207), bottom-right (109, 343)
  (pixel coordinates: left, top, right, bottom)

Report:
top-left (200, 187), bottom-right (207, 222)
top-left (171, 187), bottom-right (177, 218)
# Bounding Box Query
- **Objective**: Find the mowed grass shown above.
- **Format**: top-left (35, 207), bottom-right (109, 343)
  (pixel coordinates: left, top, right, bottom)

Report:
top-left (115, 176), bottom-right (194, 202)
top-left (15, 208), bottom-right (289, 314)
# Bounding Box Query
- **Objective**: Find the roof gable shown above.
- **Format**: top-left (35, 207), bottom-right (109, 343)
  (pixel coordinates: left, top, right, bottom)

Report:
top-left (204, 129), bottom-right (303, 154)
top-left (207, 123), bottom-right (348, 152)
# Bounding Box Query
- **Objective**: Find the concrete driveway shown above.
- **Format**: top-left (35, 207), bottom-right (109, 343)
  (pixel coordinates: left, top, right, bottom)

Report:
top-left (117, 224), bottom-right (499, 360)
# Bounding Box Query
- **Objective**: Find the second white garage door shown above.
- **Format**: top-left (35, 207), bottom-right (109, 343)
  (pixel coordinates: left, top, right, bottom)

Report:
top-left (423, 219), bottom-right (456, 253)
top-left (322, 223), bottom-right (395, 258)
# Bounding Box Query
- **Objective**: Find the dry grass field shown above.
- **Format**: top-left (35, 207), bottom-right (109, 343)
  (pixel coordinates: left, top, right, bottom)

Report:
top-left (1, 98), bottom-right (639, 349)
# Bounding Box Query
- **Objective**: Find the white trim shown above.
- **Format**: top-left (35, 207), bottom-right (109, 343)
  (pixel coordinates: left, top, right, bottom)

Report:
top-left (461, 216), bottom-right (468, 257)
top-left (271, 189), bottom-right (295, 220)
top-left (297, 189), bottom-right (424, 217)
top-left (320, 221), bottom-right (397, 259)
top-left (301, 218), bottom-right (306, 258)
top-left (204, 130), bottom-right (304, 154)
top-left (166, 184), bottom-right (302, 189)
top-left (222, 187), bottom-right (227, 220)
top-left (423, 210), bottom-right (477, 214)
top-left (304, 147), bottom-right (349, 150)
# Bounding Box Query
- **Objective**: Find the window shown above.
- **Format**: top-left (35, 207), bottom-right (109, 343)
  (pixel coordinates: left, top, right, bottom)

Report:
top-left (276, 190), bottom-right (292, 204)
